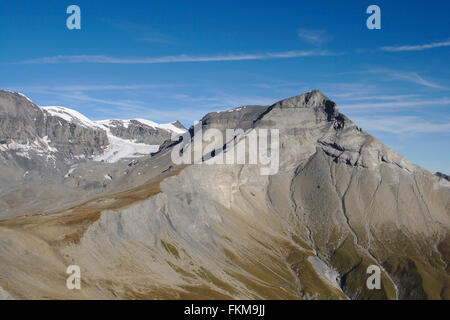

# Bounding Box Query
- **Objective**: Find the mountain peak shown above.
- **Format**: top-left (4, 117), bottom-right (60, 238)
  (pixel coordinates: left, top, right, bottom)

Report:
top-left (302, 89), bottom-right (328, 101)
top-left (270, 90), bottom-right (340, 124)
top-left (170, 120), bottom-right (187, 131)
top-left (274, 89), bottom-right (337, 110)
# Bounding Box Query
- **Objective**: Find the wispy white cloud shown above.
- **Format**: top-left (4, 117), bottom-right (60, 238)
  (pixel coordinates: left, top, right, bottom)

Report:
top-left (18, 88), bottom-right (147, 109)
top-left (380, 40), bottom-right (450, 52)
top-left (341, 97), bottom-right (450, 109)
top-left (90, 93), bottom-right (278, 123)
top-left (9, 84), bottom-right (182, 92)
top-left (388, 71), bottom-right (447, 90)
top-left (335, 94), bottom-right (421, 101)
top-left (168, 92), bottom-right (280, 111)
top-left (326, 68), bottom-right (447, 90)
top-left (102, 18), bottom-right (178, 44)
top-left (251, 82), bottom-right (305, 89)
top-left (135, 32), bottom-right (177, 44)
top-left (365, 68), bottom-right (448, 90)
top-left (297, 29), bottom-right (329, 46)
top-left (352, 116), bottom-right (450, 135)
top-left (54, 92), bottom-right (146, 109)
top-left (93, 106), bottom-right (206, 124)
top-left (19, 50), bottom-right (336, 64)
top-left (7, 84), bottom-right (183, 94)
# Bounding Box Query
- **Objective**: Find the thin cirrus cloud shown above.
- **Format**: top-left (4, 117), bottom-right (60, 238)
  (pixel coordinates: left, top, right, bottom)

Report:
top-left (18, 50), bottom-right (336, 64)
top-left (297, 29), bottom-right (329, 46)
top-left (352, 116), bottom-right (450, 135)
top-left (93, 106), bottom-right (207, 124)
top-left (50, 91), bottom-right (147, 109)
top-left (135, 33), bottom-right (177, 45)
top-left (10, 84), bottom-right (182, 92)
top-left (380, 40), bottom-right (450, 52)
top-left (340, 97), bottom-right (450, 109)
top-left (334, 94), bottom-right (421, 101)
top-left (388, 71), bottom-right (447, 90)
top-left (367, 68), bottom-right (448, 90)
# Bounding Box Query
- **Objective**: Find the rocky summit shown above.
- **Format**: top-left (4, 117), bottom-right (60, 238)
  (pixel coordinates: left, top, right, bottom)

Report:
top-left (0, 89), bottom-right (448, 300)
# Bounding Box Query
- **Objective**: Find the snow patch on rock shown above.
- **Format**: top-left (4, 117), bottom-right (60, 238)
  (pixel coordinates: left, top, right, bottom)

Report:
top-left (308, 256), bottom-right (342, 291)
top-left (93, 134), bottom-right (159, 163)
top-left (0, 137), bottom-right (58, 161)
top-left (43, 106), bottom-right (102, 129)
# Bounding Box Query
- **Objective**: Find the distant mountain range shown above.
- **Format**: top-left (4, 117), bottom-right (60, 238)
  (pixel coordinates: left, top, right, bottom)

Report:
top-left (0, 90), bottom-right (186, 217)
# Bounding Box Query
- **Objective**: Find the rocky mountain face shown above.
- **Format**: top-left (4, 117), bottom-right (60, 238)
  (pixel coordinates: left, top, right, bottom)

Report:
top-left (0, 90), bottom-right (448, 300)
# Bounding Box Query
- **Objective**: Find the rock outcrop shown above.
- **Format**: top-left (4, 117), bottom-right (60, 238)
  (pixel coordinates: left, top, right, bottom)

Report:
top-left (436, 172), bottom-right (450, 182)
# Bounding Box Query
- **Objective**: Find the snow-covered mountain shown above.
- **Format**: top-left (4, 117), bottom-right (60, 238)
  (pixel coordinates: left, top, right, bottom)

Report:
top-left (0, 90), bottom-right (186, 217)
top-left (42, 105), bottom-right (186, 163)
top-left (0, 91), bottom-right (186, 165)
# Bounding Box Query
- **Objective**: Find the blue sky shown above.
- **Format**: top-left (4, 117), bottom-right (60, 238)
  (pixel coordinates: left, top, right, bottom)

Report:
top-left (0, 0), bottom-right (449, 173)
